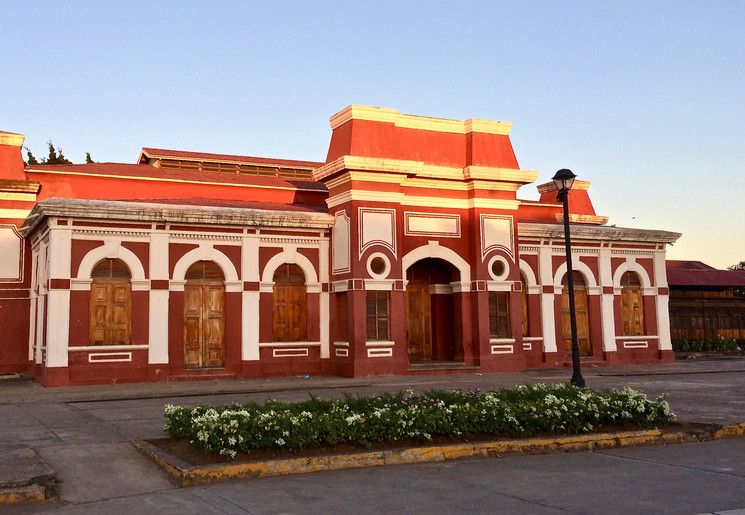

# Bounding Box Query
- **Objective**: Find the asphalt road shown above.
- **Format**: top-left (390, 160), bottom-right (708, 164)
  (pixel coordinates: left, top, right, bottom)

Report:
top-left (2, 357), bottom-right (745, 514)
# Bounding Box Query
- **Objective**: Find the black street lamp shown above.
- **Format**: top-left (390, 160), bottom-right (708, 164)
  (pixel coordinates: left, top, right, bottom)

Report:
top-left (552, 168), bottom-right (586, 388)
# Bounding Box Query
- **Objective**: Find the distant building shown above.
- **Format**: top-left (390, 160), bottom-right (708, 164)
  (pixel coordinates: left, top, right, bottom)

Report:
top-left (0, 107), bottom-right (681, 386)
top-left (666, 260), bottom-right (745, 344)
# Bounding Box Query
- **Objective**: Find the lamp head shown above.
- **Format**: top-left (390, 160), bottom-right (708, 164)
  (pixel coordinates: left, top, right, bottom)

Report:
top-left (552, 169), bottom-right (576, 192)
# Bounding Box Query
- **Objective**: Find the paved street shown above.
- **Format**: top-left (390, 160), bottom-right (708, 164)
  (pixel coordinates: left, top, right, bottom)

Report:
top-left (2, 357), bottom-right (745, 514)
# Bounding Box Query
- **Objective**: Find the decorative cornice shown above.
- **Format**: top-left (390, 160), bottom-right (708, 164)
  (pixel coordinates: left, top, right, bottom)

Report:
top-left (518, 221), bottom-right (681, 244)
top-left (537, 179), bottom-right (591, 194)
top-left (557, 213), bottom-right (610, 225)
top-left (314, 155), bottom-right (418, 182)
top-left (328, 105), bottom-right (512, 135)
top-left (326, 190), bottom-right (405, 208)
top-left (0, 131), bottom-right (25, 146)
top-left (0, 180), bottom-right (41, 194)
top-left (22, 198), bottom-right (334, 235)
top-left (464, 166), bottom-right (539, 184)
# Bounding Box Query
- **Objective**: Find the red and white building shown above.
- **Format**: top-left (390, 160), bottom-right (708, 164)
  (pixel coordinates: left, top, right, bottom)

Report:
top-left (0, 106), bottom-right (681, 386)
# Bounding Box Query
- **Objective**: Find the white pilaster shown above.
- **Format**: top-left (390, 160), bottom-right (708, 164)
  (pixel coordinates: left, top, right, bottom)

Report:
top-left (46, 290), bottom-right (70, 367)
top-left (319, 238), bottom-right (330, 359)
top-left (537, 246), bottom-right (557, 353)
top-left (242, 236), bottom-right (260, 361)
top-left (45, 229), bottom-right (72, 368)
top-left (654, 250), bottom-right (673, 350)
top-left (148, 232), bottom-right (170, 364)
top-left (598, 248), bottom-right (617, 351)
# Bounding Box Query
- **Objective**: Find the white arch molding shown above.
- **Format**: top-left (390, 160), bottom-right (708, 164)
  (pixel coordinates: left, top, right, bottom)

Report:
top-left (172, 246), bottom-right (240, 282)
top-left (519, 259), bottom-right (538, 287)
top-left (612, 260), bottom-right (653, 290)
top-left (553, 260), bottom-right (598, 289)
top-left (401, 241), bottom-right (471, 285)
top-left (261, 247), bottom-right (320, 293)
top-left (77, 243), bottom-right (146, 280)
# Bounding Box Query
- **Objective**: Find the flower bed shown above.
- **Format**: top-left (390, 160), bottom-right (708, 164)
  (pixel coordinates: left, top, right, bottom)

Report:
top-left (164, 383), bottom-right (674, 459)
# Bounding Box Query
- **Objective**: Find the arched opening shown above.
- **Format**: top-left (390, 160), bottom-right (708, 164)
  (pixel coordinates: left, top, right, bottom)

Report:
top-left (561, 271), bottom-right (591, 355)
top-left (620, 271), bottom-right (645, 336)
top-left (405, 258), bottom-right (459, 362)
top-left (90, 258), bottom-right (131, 346)
top-left (184, 261), bottom-right (225, 369)
top-left (273, 263), bottom-right (307, 342)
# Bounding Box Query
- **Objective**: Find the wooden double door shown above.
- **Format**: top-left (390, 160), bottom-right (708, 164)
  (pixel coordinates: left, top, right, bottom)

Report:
top-left (90, 279), bottom-right (131, 346)
top-left (184, 283), bottom-right (225, 369)
top-left (561, 285), bottom-right (591, 356)
top-left (272, 283), bottom-right (307, 342)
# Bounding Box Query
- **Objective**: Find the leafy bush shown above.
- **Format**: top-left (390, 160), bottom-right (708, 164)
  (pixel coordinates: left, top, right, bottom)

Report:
top-left (673, 337), bottom-right (739, 352)
top-left (164, 384), bottom-right (675, 459)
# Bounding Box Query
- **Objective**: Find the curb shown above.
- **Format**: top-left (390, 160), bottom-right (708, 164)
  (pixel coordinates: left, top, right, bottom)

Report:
top-left (0, 484), bottom-right (46, 504)
top-left (133, 423), bottom-right (745, 487)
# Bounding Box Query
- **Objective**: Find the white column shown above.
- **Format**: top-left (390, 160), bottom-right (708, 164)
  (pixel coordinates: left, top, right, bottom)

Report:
top-left (45, 229), bottom-right (72, 368)
top-left (148, 232), bottom-right (170, 364)
top-left (319, 238), bottom-right (330, 359)
top-left (241, 235), bottom-right (260, 361)
top-left (654, 250), bottom-right (673, 350)
top-left (28, 250), bottom-right (38, 362)
top-left (537, 245), bottom-right (557, 353)
top-left (598, 248), bottom-right (617, 351)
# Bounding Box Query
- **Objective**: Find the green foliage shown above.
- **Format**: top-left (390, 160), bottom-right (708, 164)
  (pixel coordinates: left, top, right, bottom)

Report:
top-left (673, 337), bottom-right (739, 353)
top-left (728, 261), bottom-right (745, 271)
top-left (24, 147), bottom-right (39, 166)
top-left (44, 141), bottom-right (72, 165)
top-left (23, 141), bottom-right (74, 165)
top-left (163, 384), bottom-right (675, 459)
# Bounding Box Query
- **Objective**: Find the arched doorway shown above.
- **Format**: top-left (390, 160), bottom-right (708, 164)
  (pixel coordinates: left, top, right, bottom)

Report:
top-left (90, 258), bottom-right (132, 346)
top-left (561, 271), bottom-right (591, 356)
top-left (620, 271), bottom-right (645, 336)
top-left (272, 263), bottom-right (307, 342)
top-left (184, 261), bottom-right (225, 369)
top-left (406, 258), bottom-right (458, 362)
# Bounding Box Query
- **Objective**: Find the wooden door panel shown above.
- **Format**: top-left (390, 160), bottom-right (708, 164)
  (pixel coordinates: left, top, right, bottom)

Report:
top-left (204, 285), bottom-right (225, 368)
top-left (89, 281), bottom-right (131, 346)
top-left (184, 285), bottom-right (204, 368)
top-left (562, 288), bottom-right (590, 355)
top-left (273, 284), bottom-right (306, 342)
top-left (406, 284), bottom-right (432, 361)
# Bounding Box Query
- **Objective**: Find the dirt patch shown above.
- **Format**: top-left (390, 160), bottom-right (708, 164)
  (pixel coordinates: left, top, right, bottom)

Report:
top-left (149, 421), bottom-right (711, 467)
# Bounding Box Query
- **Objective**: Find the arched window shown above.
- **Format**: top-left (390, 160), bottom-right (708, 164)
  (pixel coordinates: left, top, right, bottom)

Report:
top-left (90, 259), bottom-right (131, 346)
top-left (562, 272), bottom-right (590, 355)
top-left (184, 261), bottom-right (225, 369)
top-left (620, 271), bottom-right (645, 336)
top-left (273, 264), bottom-right (307, 342)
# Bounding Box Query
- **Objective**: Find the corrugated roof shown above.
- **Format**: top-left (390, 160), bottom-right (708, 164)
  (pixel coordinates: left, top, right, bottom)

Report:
top-left (24, 163), bottom-right (327, 191)
top-left (121, 198), bottom-right (329, 213)
top-left (666, 261), bottom-right (745, 287)
top-left (139, 148), bottom-right (323, 169)
top-left (666, 260), bottom-right (716, 270)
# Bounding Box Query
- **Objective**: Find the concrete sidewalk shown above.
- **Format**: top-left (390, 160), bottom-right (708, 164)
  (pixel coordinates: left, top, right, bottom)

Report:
top-left (1, 356), bottom-right (745, 511)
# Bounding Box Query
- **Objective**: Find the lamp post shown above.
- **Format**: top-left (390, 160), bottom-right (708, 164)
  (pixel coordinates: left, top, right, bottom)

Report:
top-left (552, 168), bottom-right (586, 388)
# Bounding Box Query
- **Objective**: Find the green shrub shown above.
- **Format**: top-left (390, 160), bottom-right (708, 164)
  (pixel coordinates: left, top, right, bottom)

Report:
top-left (672, 337), bottom-right (739, 352)
top-left (164, 384), bottom-right (675, 459)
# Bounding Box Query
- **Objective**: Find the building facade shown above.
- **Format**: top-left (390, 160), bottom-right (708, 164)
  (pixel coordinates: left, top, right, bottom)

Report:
top-left (0, 106), bottom-right (681, 386)
top-left (667, 260), bottom-right (745, 344)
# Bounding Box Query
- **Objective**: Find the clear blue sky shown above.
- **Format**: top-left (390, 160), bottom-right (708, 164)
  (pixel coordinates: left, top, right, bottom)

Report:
top-left (3, 1), bottom-right (744, 267)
